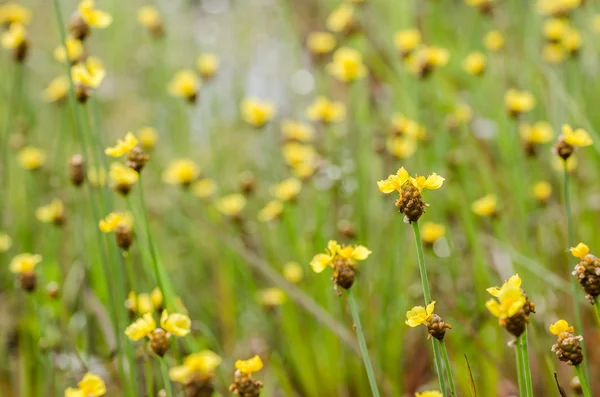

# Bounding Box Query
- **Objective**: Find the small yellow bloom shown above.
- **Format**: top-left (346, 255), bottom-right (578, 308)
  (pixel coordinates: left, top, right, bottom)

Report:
top-left (168, 69), bottom-right (200, 100)
top-left (71, 56), bottom-right (106, 89)
top-left (17, 146), bottom-right (45, 170)
top-left (282, 142), bottom-right (317, 167)
top-left (543, 43), bottom-right (565, 64)
top-left (327, 47), bottom-right (367, 82)
top-left (485, 275), bottom-right (526, 320)
top-left (43, 76), bottom-right (70, 103)
top-left (310, 240), bottom-right (371, 273)
top-left (109, 163), bottom-right (139, 190)
top-left (88, 167), bottom-right (107, 187)
top-left (405, 301), bottom-right (436, 327)
top-left (532, 181), bottom-right (552, 201)
top-left (281, 120), bottom-right (314, 142)
top-left (306, 97), bottom-right (346, 124)
top-left (326, 4), bottom-right (354, 33)
top-left (283, 261), bottom-right (303, 283)
top-left (484, 30), bottom-right (504, 51)
top-left (570, 242), bottom-right (589, 259)
top-left (9, 253), bottom-right (41, 274)
top-left (163, 159), bottom-right (200, 186)
top-left (169, 351), bottom-right (222, 384)
top-left (405, 46), bottom-right (450, 76)
top-left (136, 293), bottom-right (154, 314)
top-left (241, 98), bottom-right (276, 127)
top-left (386, 136), bottom-right (417, 159)
top-left (0, 3), bottom-right (32, 25)
top-left (192, 178), bottom-right (217, 199)
top-left (216, 194), bottom-right (247, 217)
top-left (137, 6), bottom-right (160, 28)
top-left (463, 51), bottom-right (486, 76)
top-left (421, 222), bottom-right (446, 244)
top-left (1, 22), bottom-right (26, 49)
top-left (394, 29), bottom-right (421, 55)
top-left (124, 313), bottom-right (156, 341)
top-left (307, 32), bottom-right (336, 55)
top-left (99, 212), bottom-right (133, 233)
top-left (54, 37), bottom-right (84, 63)
top-left (544, 18), bottom-right (568, 41)
top-left (520, 121), bottom-right (553, 144)
top-left (196, 53), bottom-right (219, 79)
top-left (377, 167), bottom-right (444, 193)
top-left (415, 391), bottom-right (443, 397)
top-left (105, 132), bottom-right (138, 157)
top-left (0, 233), bottom-right (12, 252)
top-left (272, 178), bottom-right (302, 201)
top-left (235, 355), bottom-right (263, 376)
top-left (537, 0), bottom-right (581, 16)
top-left (562, 28), bottom-right (581, 53)
top-left (137, 127), bottom-right (158, 149)
top-left (471, 194), bottom-right (497, 217)
top-left (562, 124), bottom-right (593, 147)
top-left (549, 319), bottom-right (573, 335)
top-left (151, 287), bottom-right (163, 309)
top-left (160, 310), bottom-right (192, 337)
top-left (65, 373), bottom-right (106, 397)
top-left (257, 200), bottom-right (284, 223)
top-left (257, 288), bottom-right (287, 307)
top-left (505, 89), bottom-right (535, 115)
top-left (78, 0), bottom-right (113, 28)
top-left (36, 199), bottom-right (64, 224)
top-left (486, 274), bottom-right (521, 297)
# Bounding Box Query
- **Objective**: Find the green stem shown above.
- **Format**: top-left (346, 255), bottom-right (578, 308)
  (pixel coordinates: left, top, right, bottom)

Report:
top-left (123, 250), bottom-right (138, 309)
top-left (520, 330), bottom-right (533, 397)
top-left (346, 289), bottom-right (380, 397)
top-left (515, 337), bottom-right (527, 397)
top-left (145, 358), bottom-right (154, 397)
top-left (594, 296), bottom-right (600, 325)
top-left (159, 357), bottom-right (174, 397)
top-left (575, 365), bottom-right (592, 397)
top-left (439, 340), bottom-right (456, 397)
top-left (411, 221), bottom-right (447, 396)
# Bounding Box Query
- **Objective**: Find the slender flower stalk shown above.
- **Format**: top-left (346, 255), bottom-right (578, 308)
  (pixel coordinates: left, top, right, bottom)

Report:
top-left (439, 341), bottom-right (456, 397)
top-left (520, 329), bottom-right (533, 396)
top-left (575, 365), bottom-right (592, 397)
top-left (160, 358), bottom-right (174, 397)
top-left (594, 296), bottom-right (600, 324)
top-left (515, 340), bottom-right (527, 397)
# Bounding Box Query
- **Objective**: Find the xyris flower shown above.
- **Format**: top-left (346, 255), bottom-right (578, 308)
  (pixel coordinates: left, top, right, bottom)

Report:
top-left (486, 274), bottom-right (535, 337)
top-left (283, 261), bottom-right (303, 283)
top-left (554, 124), bottom-right (593, 160)
top-left (191, 178), bottom-right (217, 199)
top-left (549, 319), bottom-right (584, 366)
top-left (196, 53), bottom-right (219, 80)
top-left (421, 222), bottom-right (445, 247)
top-left (327, 47), bottom-right (367, 83)
top-left (54, 36), bottom-right (84, 64)
top-left (69, 0), bottom-right (112, 40)
top-left (570, 242), bottom-right (600, 302)
top-left (229, 356), bottom-right (264, 397)
top-left (10, 253), bottom-right (42, 292)
top-left (272, 178), bottom-right (302, 202)
top-left (306, 96), bottom-right (346, 124)
top-left (241, 98), bottom-right (276, 128)
top-left (137, 5), bottom-right (164, 39)
top-left (109, 163), bottom-right (138, 195)
top-left (257, 288), bottom-right (287, 307)
top-left (162, 159), bottom-right (200, 187)
top-left (406, 301), bottom-right (452, 340)
top-left (537, 0), bottom-right (581, 17)
top-left (1, 22), bottom-right (28, 62)
top-left (216, 194), bottom-right (247, 219)
top-left (137, 127), bottom-right (158, 150)
top-left (532, 181), bottom-right (552, 204)
top-left (394, 29), bottom-right (421, 58)
top-left (71, 56), bottom-right (106, 102)
top-left (105, 132), bottom-right (138, 157)
top-left (257, 200), bottom-right (284, 223)
top-left (504, 89), bottom-right (535, 118)
top-left (125, 310), bottom-right (191, 356)
top-left (0, 232), bottom-right (12, 252)
top-left (0, 3), bottom-right (32, 25)
top-left (64, 373), bottom-right (106, 397)
top-left (463, 51), bottom-right (486, 76)
top-left (36, 199), bottom-right (65, 226)
top-left (404, 46), bottom-right (449, 79)
top-left (520, 121), bottom-right (553, 156)
top-left (170, 351), bottom-right (222, 394)
top-left (18, 146), bottom-right (45, 170)
top-left (99, 211), bottom-right (134, 250)
top-left (386, 136), bottom-right (417, 159)
top-left (310, 240), bottom-right (371, 289)
top-left (168, 69), bottom-right (200, 103)
top-left (326, 4), bottom-right (356, 36)
top-left (471, 194), bottom-right (497, 217)
top-left (281, 120), bottom-right (314, 143)
top-left (307, 32), bottom-right (336, 57)
top-left (484, 30), bottom-right (504, 51)
top-left (43, 76), bottom-right (70, 104)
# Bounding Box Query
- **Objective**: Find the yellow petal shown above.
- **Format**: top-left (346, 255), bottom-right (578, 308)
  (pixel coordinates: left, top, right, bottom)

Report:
top-left (351, 245), bottom-right (372, 261)
top-left (78, 372), bottom-right (106, 396)
top-left (424, 173), bottom-right (445, 190)
top-left (570, 242), bottom-right (589, 259)
top-left (485, 299), bottom-right (502, 318)
top-left (549, 319), bottom-right (571, 335)
top-left (65, 388), bottom-right (84, 397)
top-left (507, 274), bottom-right (521, 288)
top-left (235, 355), bottom-right (263, 375)
top-left (169, 365), bottom-right (192, 384)
top-left (160, 310), bottom-right (191, 337)
top-left (310, 254), bottom-right (332, 273)
top-left (426, 301), bottom-right (436, 317)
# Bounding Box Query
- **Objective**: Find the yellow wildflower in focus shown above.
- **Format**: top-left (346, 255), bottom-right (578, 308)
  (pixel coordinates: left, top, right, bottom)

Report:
top-left (124, 313), bottom-right (156, 340)
top-left (549, 319), bottom-right (573, 335)
top-left (216, 194), bottom-right (246, 217)
top-left (71, 56), bottom-right (106, 89)
top-left (43, 76), bottom-right (69, 103)
top-left (137, 127), bottom-right (158, 149)
top-left (163, 159), bottom-right (201, 186)
top-left (105, 132), bottom-right (138, 157)
top-left (54, 36), bottom-right (84, 63)
top-left (1, 22), bottom-right (26, 49)
top-left (471, 194), bottom-right (497, 217)
top-left (283, 262), bottom-right (303, 283)
top-left (109, 163), bottom-right (139, 193)
top-left (377, 167), bottom-right (444, 193)
top-left (306, 96), bottom-right (346, 124)
top-left (520, 121), bottom-right (553, 144)
top-left (463, 51), bottom-right (486, 76)
top-left (543, 43), bottom-right (565, 64)
top-left (562, 124), bottom-right (593, 147)
top-left (415, 392), bottom-right (443, 397)
top-left (168, 69), bottom-right (200, 102)
top-left (532, 181), bottom-right (552, 202)
top-left (405, 301), bottom-right (436, 327)
top-left (281, 120), bottom-right (314, 142)
top-left (326, 4), bottom-right (355, 34)
top-left (307, 32), bottom-right (336, 55)
top-left (272, 178), bottom-right (302, 201)
top-left (0, 3), bottom-right (32, 25)
top-left (386, 136), bottom-right (417, 159)
top-left (137, 5), bottom-right (161, 29)
top-left (241, 98), bottom-right (276, 127)
top-left (257, 288), bottom-right (287, 307)
top-left (169, 351), bottom-right (222, 384)
top-left (192, 178), bottom-right (217, 199)
top-left (17, 146), bottom-right (45, 170)
top-left (0, 233), bottom-right (12, 252)
top-left (98, 212), bottom-right (133, 233)
top-left (504, 89), bottom-right (535, 117)
top-left (235, 356), bottom-right (264, 376)
top-left (484, 30), bottom-right (504, 51)
top-left (327, 47), bottom-right (367, 82)
top-left (64, 373), bottom-right (106, 397)
top-left (257, 200), bottom-right (283, 223)
top-left (9, 253), bottom-right (41, 274)
top-left (485, 275), bottom-right (526, 320)
top-left (310, 240), bottom-right (371, 273)
top-left (88, 167), bottom-right (107, 187)
top-left (78, 0), bottom-right (112, 28)
top-left (36, 199), bottom-right (65, 225)
top-left (394, 29), bottom-right (421, 56)
top-left (570, 242), bottom-right (589, 259)
top-left (421, 222), bottom-right (445, 244)
top-left (160, 310), bottom-right (192, 336)
top-left (197, 53), bottom-right (219, 79)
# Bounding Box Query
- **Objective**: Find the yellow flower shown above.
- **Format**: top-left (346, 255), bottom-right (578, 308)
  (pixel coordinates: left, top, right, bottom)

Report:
top-left (281, 120), bottom-right (314, 142)
top-left (394, 29), bottom-right (421, 54)
top-left (421, 222), bottom-right (445, 244)
top-left (562, 28), bottom-right (581, 53)
top-left (283, 261), bottom-right (303, 283)
top-left (43, 76), bottom-right (70, 103)
top-left (1, 22), bottom-right (26, 49)
top-left (537, 0), bottom-right (581, 16)
top-left (216, 194), bottom-right (247, 217)
top-left (105, 132), bottom-right (138, 157)
top-left (36, 199), bottom-right (64, 224)
top-left (137, 293), bottom-right (154, 314)
top-left (326, 4), bottom-right (354, 33)
top-left (124, 313), bottom-right (156, 341)
top-left (327, 47), bottom-right (367, 82)
top-left (0, 233), bottom-right (12, 252)
top-left (505, 89), bottom-right (535, 115)
top-left (17, 146), bottom-right (46, 170)
top-left (549, 319), bottom-right (573, 335)
top-left (9, 253), bottom-right (41, 274)
top-left (163, 159), bottom-right (200, 186)
top-left (169, 351), bottom-right (222, 383)
top-left (241, 98), bottom-right (276, 127)
top-left (532, 181), bottom-right (552, 201)
top-left (78, 0), bottom-right (112, 28)
top-left (519, 121), bottom-right (553, 144)
top-left (196, 53), bottom-right (219, 79)
top-left (257, 288), bottom-right (287, 307)
top-left (65, 373), bottom-right (106, 397)
top-left (463, 51), bottom-right (486, 76)
top-left (98, 212), bottom-right (133, 233)
top-left (88, 167), bottom-right (107, 187)
top-left (405, 301), bottom-right (436, 327)
top-left (386, 137), bottom-right (417, 159)
top-left (310, 240), bottom-right (371, 273)
top-left (485, 275), bottom-right (526, 320)
top-left (377, 167), bottom-right (444, 193)
top-left (415, 392), bottom-right (443, 397)
top-left (192, 178), bottom-right (217, 199)
top-left (54, 37), bottom-right (84, 63)
top-left (282, 142), bottom-right (317, 167)
top-left (137, 127), bottom-right (158, 149)
top-left (486, 274), bottom-right (521, 297)
top-left (137, 5), bottom-right (160, 28)
top-left (272, 178), bottom-right (302, 201)
top-left (151, 288), bottom-right (163, 309)
top-left (168, 69), bottom-right (200, 100)
top-left (484, 30), bottom-right (504, 51)
top-left (306, 96), bottom-right (346, 124)
top-left (405, 46), bottom-right (450, 75)
top-left (544, 18), bottom-right (568, 41)
top-left (543, 43), bottom-right (565, 64)
top-left (390, 115), bottom-right (426, 140)
top-left (160, 310), bottom-right (192, 337)
top-left (307, 32), bottom-right (336, 55)
top-left (109, 163), bottom-right (139, 189)
top-left (0, 3), bottom-right (32, 25)
top-left (235, 355), bottom-right (263, 376)
top-left (71, 56), bottom-right (106, 89)
top-left (570, 242), bottom-right (589, 259)
top-left (471, 194), bottom-right (497, 217)
top-left (257, 200), bottom-right (284, 222)
top-left (562, 124), bottom-right (593, 147)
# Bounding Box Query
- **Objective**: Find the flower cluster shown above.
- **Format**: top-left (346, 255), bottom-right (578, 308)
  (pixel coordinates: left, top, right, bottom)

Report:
top-left (310, 240), bottom-right (371, 289)
top-left (486, 274), bottom-right (535, 337)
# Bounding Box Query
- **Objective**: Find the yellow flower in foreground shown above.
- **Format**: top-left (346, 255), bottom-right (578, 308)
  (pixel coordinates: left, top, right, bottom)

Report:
top-left (471, 194), bottom-right (497, 217)
top-left (196, 53), bottom-right (219, 79)
top-left (281, 120), bottom-right (314, 142)
top-left (421, 222), bottom-right (445, 244)
top-left (258, 288), bottom-right (287, 307)
top-left (169, 351), bottom-right (222, 384)
top-left (326, 4), bottom-right (354, 33)
top-left (283, 261), bottom-right (303, 283)
top-left (377, 167), bottom-right (444, 193)
top-left (272, 178), bottom-right (302, 201)
top-left (105, 132), bottom-right (138, 157)
top-left (71, 56), bottom-right (106, 89)
top-left (1, 22), bottom-right (26, 49)
top-left (36, 199), bottom-right (65, 224)
top-left (168, 69), bottom-right (200, 101)
top-left (405, 301), bottom-right (436, 327)
top-left (137, 5), bottom-right (160, 28)
top-left (0, 233), bottom-right (12, 252)
top-left (64, 373), bottom-right (106, 397)
top-left (18, 146), bottom-right (46, 170)
top-left (394, 29), bottom-right (421, 55)
top-left (160, 310), bottom-right (192, 337)
top-left (549, 319), bottom-right (573, 335)
top-left (43, 76), bottom-right (69, 103)
top-left (257, 200), bottom-right (283, 222)
top-left (307, 32), bottom-right (336, 55)
top-left (484, 30), bottom-right (504, 51)
top-left (54, 37), bottom-right (84, 63)
top-left (109, 163), bottom-right (139, 192)
top-left (235, 355), bottom-right (263, 376)
top-left (415, 391), bottom-right (443, 397)
top-left (532, 181), bottom-right (552, 202)
top-left (241, 98), bottom-right (276, 127)
top-left (505, 89), bottom-right (535, 116)
top-left (163, 159), bottom-right (200, 186)
top-left (99, 212), bottom-right (133, 233)
top-left (306, 96), bottom-right (346, 124)
top-left (463, 51), bottom-right (486, 76)
top-left (124, 313), bottom-right (156, 341)
top-left (570, 242), bottom-right (589, 259)
top-left (562, 124), bottom-right (592, 147)
top-left (520, 121), bottom-right (553, 144)
top-left (310, 240), bottom-right (371, 273)
top-left (192, 178), bottom-right (217, 199)
top-left (0, 3), bottom-right (32, 25)
top-left (485, 274), bottom-right (526, 320)
top-left (10, 253), bottom-right (41, 274)
top-left (327, 47), bottom-right (367, 82)
top-left (216, 194), bottom-right (247, 217)
top-left (78, 0), bottom-right (112, 28)
top-left (137, 127), bottom-right (158, 149)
